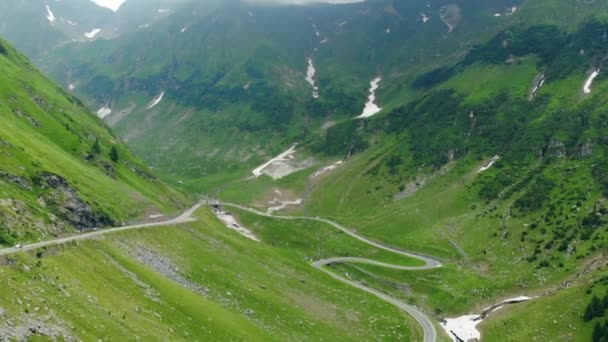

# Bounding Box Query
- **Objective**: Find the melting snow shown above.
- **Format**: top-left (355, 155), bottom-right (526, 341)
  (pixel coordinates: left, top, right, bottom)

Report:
top-left (421, 13), bottom-right (430, 23)
top-left (45, 5), bottom-right (56, 24)
top-left (138, 24), bottom-right (150, 28)
top-left (310, 161), bottom-right (343, 179)
top-left (357, 76), bottom-right (382, 119)
top-left (530, 74), bottom-right (545, 99)
top-left (312, 24), bottom-right (320, 37)
top-left (96, 106), bottom-right (112, 119)
top-left (386, 28), bottom-right (391, 34)
top-left (584, 69), bottom-right (600, 94)
top-left (477, 155), bottom-right (500, 173)
top-left (68, 84), bottom-right (76, 91)
top-left (320, 38), bottom-right (328, 44)
top-left (84, 28), bottom-right (101, 38)
top-left (181, 26), bottom-right (188, 33)
top-left (442, 315), bottom-right (481, 342)
top-left (146, 91), bottom-right (165, 110)
top-left (267, 199), bottom-right (303, 215)
top-left (212, 207), bottom-right (260, 242)
top-left (248, 11), bottom-right (253, 17)
top-left (442, 296), bottom-right (534, 342)
top-left (251, 145), bottom-right (297, 178)
top-left (305, 58), bottom-right (320, 99)
top-left (60, 18), bottom-right (78, 26)
top-left (337, 21), bottom-right (347, 28)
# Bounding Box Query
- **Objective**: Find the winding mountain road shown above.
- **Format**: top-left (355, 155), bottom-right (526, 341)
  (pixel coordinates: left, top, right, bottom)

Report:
top-left (0, 199), bottom-right (442, 341)
top-left (212, 202), bottom-right (442, 342)
top-left (0, 201), bottom-right (204, 257)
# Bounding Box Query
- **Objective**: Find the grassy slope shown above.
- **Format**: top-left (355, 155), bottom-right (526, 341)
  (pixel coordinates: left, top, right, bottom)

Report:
top-left (0, 208), bottom-right (421, 341)
top-left (0, 39), bottom-right (187, 244)
top-left (214, 29), bottom-right (608, 340)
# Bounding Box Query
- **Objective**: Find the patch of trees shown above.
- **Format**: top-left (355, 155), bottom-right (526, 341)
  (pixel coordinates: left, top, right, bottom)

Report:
top-left (585, 293), bottom-right (608, 342)
top-left (413, 19), bottom-right (608, 89)
top-left (514, 176), bottom-right (554, 212)
top-left (0, 41), bottom-right (7, 55)
top-left (586, 294), bottom-right (608, 322)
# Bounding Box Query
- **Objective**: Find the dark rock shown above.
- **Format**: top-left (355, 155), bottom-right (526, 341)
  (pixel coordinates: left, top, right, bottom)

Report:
top-left (0, 171), bottom-right (32, 190)
top-left (125, 162), bottom-right (157, 182)
top-left (36, 172), bottom-right (115, 230)
top-left (12, 110), bottom-right (40, 127)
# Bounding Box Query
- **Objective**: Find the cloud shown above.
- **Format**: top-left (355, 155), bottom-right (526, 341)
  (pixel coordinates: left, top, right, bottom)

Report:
top-left (89, 0), bottom-right (127, 11)
top-left (244, 0), bottom-right (365, 5)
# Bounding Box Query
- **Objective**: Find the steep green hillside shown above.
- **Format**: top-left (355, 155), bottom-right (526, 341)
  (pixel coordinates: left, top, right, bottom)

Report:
top-left (213, 12), bottom-right (608, 342)
top-left (0, 207), bottom-right (423, 341)
top-left (0, 38), bottom-right (185, 246)
top-left (29, 0), bottom-right (524, 191)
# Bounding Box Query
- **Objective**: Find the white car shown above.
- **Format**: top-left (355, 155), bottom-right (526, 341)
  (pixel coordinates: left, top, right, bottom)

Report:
top-left (14, 244), bottom-right (22, 249)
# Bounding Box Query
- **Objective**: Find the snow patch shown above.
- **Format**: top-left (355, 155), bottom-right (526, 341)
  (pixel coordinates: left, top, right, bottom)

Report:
top-left (45, 5), bottom-right (56, 24)
top-left (320, 38), bottom-right (328, 44)
top-left (337, 21), bottom-right (348, 28)
top-left (267, 199), bottom-right (303, 215)
top-left (146, 91), bottom-right (165, 110)
top-left (248, 11), bottom-right (254, 17)
top-left (310, 161), bottom-right (343, 179)
top-left (84, 28), bottom-right (101, 38)
top-left (312, 24), bottom-right (320, 37)
top-left (442, 315), bottom-right (480, 342)
top-left (252, 145), bottom-right (297, 178)
top-left (441, 296), bottom-right (534, 342)
top-left (477, 155), bottom-right (500, 173)
top-left (584, 69), bottom-right (600, 94)
top-left (68, 84), bottom-right (76, 91)
top-left (421, 13), bottom-right (429, 23)
top-left (96, 106), bottom-right (112, 119)
top-left (181, 26), bottom-right (188, 33)
top-left (138, 24), bottom-right (150, 28)
top-left (60, 18), bottom-right (78, 26)
top-left (357, 76), bottom-right (382, 119)
top-left (212, 207), bottom-right (259, 242)
top-left (305, 58), bottom-right (320, 99)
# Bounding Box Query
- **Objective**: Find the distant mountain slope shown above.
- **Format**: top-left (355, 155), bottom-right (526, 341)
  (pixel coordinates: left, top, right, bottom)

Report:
top-left (0, 38), bottom-right (185, 245)
top-left (19, 0), bottom-right (525, 191)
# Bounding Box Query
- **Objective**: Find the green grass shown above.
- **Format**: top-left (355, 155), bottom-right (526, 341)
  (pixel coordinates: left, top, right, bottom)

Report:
top-left (0, 207), bottom-right (423, 341)
top-left (481, 267), bottom-right (608, 341)
top-left (0, 39), bottom-right (187, 244)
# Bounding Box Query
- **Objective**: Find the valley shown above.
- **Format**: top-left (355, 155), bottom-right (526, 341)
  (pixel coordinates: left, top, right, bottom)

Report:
top-left (1, 0), bottom-right (608, 341)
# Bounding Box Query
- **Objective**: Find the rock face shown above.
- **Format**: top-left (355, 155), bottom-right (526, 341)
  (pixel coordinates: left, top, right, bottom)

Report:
top-left (0, 312), bottom-right (75, 342)
top-left (37, 172), bottom-right (114, 230)
top-left (0, 171), bottom-right (31, 190)
top-left (545, 138), bottom-right (566, 158)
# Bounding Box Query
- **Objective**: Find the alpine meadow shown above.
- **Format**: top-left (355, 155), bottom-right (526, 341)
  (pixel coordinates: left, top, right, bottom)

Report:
top-left (0, 0), bottom-right (607, 341)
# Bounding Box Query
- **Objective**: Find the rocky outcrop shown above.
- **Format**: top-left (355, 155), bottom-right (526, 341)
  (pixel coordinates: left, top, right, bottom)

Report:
top-left (125, 162), bottom-right (157, 182)
top-left (0, 171), bottom-right (31, 190)
top-left (578, 139), bottom-right (594, 158)
top-left (545, 138), bottom-right (566, 158)
top-left (36, 172), bottom-right (114, 230)
top-left (0, 311), bottom-right (75, 342)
